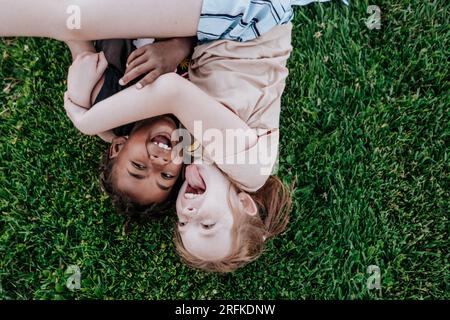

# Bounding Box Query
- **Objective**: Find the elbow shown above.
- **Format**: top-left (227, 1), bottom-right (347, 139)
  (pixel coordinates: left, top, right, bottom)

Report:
top-left (147, 72), bottom-right (183, 113)
top-left (74, 121), bottom-right (98, 136)
top-left (78, 127), bottom-right (97, 136)
top-left (156, 72), bottom-right (182, 94)
top-left (84, 130), bottom-right (98, 136)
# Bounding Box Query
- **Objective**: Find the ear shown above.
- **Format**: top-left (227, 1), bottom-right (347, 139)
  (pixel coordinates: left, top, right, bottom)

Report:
top-left (109, 136), bottom-right (128, 159)
top-left (237, 192), bottom-right (258, 216)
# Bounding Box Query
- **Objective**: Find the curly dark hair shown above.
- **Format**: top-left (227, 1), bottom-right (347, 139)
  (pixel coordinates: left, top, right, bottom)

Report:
top-left (99, 147), bottom-right (184, 233)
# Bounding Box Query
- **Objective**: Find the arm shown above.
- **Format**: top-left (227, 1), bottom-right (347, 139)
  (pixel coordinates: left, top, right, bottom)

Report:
top-left (96, 130), bottom-right (117, 143)
top-left (65, 40), bottom-right (96, 60)
top-left (120, 36), bottom-right (197, 88)
top-left (66, 51), bottom-right (108, 109)
top-left (65, 48), bottom-right (115, 141)
top-left (65, 73), bottom-right (257, 154)
top-left (66, 37), bottom-right (195, 142)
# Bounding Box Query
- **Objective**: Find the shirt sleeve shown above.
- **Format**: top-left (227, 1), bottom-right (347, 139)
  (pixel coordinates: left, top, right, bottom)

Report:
top-left (214, 130), bottom-right (279, 193)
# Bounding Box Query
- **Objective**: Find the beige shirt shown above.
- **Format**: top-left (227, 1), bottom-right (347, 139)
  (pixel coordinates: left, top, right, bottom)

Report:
top-left (188, 23), bottom-right (293, 192)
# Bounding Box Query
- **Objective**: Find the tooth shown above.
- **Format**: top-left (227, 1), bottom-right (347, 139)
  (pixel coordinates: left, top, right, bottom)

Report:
top-left (185, 193), bottom-right (195, 199)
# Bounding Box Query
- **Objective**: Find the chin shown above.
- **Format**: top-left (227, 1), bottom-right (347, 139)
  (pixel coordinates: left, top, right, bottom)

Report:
top-left (138, 116), bottom-right (176, 132)
top-left (198, 163), bottom-right (229, 185)
top-left (155, 115), bottom-right (177, 128)
top-left (134, 119), bottom-right (176, 143)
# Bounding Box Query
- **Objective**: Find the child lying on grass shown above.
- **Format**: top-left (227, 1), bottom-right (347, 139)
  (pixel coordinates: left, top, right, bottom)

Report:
top-left (65, 37), bottom-right (195, 229)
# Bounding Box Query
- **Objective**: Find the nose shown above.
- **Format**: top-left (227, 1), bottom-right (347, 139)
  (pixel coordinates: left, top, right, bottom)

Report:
top-left (150, 153), bottom-right (169, 166)
top-left (178, 207), bottom-right (197, 223)
top-left (147, 142), bottom-right (171, 165)
top-left (182, 207), bottom-right (197, 217)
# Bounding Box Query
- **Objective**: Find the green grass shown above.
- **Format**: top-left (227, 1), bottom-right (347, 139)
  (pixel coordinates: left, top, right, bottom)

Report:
top-left (0, 0), bottom-right (448, 299)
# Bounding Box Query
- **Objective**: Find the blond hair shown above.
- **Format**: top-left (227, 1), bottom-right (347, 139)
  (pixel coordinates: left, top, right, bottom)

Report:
top-left (174, 175), bottom-right (292, 272)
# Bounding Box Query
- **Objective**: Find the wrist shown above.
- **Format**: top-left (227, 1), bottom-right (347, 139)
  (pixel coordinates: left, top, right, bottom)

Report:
top-left (90, 75), bottom-right (105, 107)
top-left (68, 91), bottom-right (91, 109)
top-left (171, 37), bottom-right (196, 59)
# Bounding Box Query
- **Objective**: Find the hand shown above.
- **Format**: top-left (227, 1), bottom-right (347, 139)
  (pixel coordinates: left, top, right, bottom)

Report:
top-left (67, 51), bottom-right (108, 108)
top-left (64, 91), bottom-right (89, 134)
top-left (119, 37), bottom-right (195, 89)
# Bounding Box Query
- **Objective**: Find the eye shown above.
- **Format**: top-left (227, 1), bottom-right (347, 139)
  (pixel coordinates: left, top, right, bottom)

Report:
top-left (132, 161), bottom-right (146, 170)
top-left (201, 223), bottom-right (216, 230)
top-left (178, 221), bottom-right (187, 227)
top-left (161, 172), bottom-right (175, 180)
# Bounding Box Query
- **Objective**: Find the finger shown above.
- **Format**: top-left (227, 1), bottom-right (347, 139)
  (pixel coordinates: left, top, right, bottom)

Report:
top-left (124, 54), bottom-right (149, 75)
top-left (136, 70), bottom-right (161, 89)
top-left (64, 91), bottom-right (75, 110)
top-left (63, 92), bottom-right (76, 121)
top-left (64, 91), bottom-right (76, 108)
top-left (97, 51), bottom-right (109, 73)
top-left (126, 47), bottom-right (146, 67)
top-left (64, 91), bottom-right (82, 111)
top-left (75, 51), bottom-right (91, 61)
top-left (120, 64), bottom-right (154, 86)
top-left (97, 51), bottom-right (106, 65)
top-left (65, 98), bottom-right (87, 124)
top-left (63, 92), bottom-right (70, 108)
top-left (80, 53), bottom-right (98, 68)
top-left (82, 52), bottom-right (97, 62)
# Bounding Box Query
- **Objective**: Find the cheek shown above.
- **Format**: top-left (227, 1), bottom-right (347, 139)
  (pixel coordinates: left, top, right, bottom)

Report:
top-left (113, 167), bottom-right (132, 191)
top-left (175, 182), bottom-right (188, 212)
top-left (222, 209), bottom-right (235, 229)
top-left (115, 145), bottom-right (137, 164)
top-left (172, 163), bottom-right (183, 176)
top-left (176, 200), bottom-right (182, 214)
top-left (153, 191), bottom-right (170, 204)
top-left (140, 187), bottom-right (169, 204)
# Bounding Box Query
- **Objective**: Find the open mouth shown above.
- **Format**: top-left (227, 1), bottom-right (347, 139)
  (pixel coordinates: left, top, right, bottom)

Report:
top-left (184, 165), bottom-right (206, 199)
top-left (151, 134), bottom-right (172, 151)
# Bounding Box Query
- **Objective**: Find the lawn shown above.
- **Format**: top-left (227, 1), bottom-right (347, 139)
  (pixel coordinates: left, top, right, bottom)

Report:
top-left (0, 0), bottom-right (448, 299)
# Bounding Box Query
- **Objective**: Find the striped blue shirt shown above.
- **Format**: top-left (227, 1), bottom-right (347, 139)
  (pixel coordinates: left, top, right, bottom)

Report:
top-left (198, 0), bottom-right (349, 42)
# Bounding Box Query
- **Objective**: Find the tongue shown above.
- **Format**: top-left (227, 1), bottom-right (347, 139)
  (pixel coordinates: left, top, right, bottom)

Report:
top-left (152, 135), bottom-right (171, 146)
top-left (185, 165), bottom-right (206, 192)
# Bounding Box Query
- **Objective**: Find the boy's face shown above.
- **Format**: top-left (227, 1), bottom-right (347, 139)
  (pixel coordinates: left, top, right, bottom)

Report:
top-left (110, 116), bottom-right (183, 204)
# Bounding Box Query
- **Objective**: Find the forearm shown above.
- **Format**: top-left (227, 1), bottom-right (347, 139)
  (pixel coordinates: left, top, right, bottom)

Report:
top-left (76, 74), bottom-right (175, 134)
top-left (1, 0), bottom-right (201, 40)
top-left (76, 73), bottom-right (257, 151)
top-left (65, 40), bottom-right (95, 60)
top-left (164, 37), bottom-right (196, 62)
top-left (97, 130), bottom-right (117, 143)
